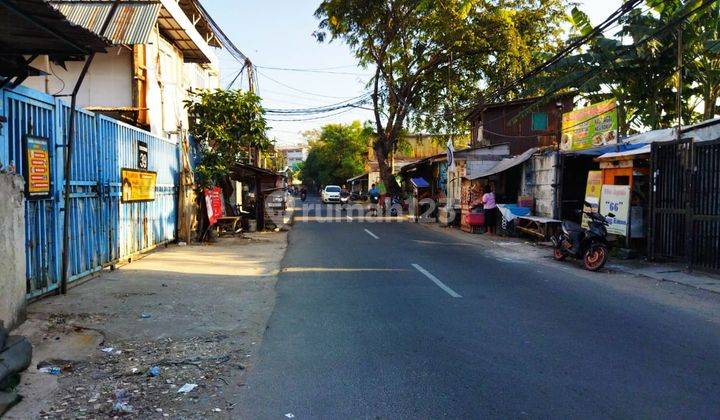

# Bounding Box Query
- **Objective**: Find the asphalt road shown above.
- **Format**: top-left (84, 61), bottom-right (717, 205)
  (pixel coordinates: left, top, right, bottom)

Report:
top-left (238, 198), bottom-right (720, 419)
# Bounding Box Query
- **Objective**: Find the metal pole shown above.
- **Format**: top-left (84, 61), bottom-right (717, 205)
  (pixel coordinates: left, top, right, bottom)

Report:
top-left (554, 103), bottom-right (564, 220)
top-left (676, 24), bottom-right (683, 142)
top-left (60, 0), bottom-right (120, 294)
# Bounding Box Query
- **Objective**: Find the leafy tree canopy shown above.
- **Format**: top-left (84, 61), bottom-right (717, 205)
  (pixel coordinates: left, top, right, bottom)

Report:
top-left (530, 1), bottom-right (720, 132)
top-left (314, 0), bottom-right (569, 193)
top-left (185, 89), bottom-right (270, 188)
top-left (300, 121), bottom-right (372, 187)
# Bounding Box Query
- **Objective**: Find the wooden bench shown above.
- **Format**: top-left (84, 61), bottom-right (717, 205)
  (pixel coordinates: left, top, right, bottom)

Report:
top-left (515, 216), bottom-right (562, 240)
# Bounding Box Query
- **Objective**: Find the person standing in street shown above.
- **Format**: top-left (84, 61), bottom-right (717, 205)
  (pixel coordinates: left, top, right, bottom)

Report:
top-left (377, 180), bottom-right (388, 215)
top-left (369, 183), bottom-right (380, 216)
top-left (482, 183), bottom-right (497, 235)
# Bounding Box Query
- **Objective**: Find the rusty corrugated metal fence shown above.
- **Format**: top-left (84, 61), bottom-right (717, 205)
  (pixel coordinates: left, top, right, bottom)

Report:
top-left (0, 85), bottom-right (178, 298)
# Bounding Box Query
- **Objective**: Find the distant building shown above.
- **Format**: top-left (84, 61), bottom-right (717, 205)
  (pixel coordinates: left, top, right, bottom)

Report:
top-left (23, 0), bottom-right (223, 139)
top-left (348, 133), bottom-right (469, 192)
top-left (278, 145), bottom-right (308, 170)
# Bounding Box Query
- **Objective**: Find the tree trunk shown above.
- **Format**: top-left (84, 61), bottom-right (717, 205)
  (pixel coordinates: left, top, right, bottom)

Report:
top-left (703, 82), bottom-right (718, 120)
top-left (374, 135), bottom-right (400, 196)
top-left (617, 96), bottom-right (628, 136)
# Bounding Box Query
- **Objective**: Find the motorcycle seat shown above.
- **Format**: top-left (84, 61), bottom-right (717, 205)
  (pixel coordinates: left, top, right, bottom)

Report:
top-left (562, 220), bottom-right (583, 234)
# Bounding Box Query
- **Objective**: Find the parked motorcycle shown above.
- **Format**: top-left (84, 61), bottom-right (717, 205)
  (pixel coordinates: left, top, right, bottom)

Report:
top-left (350, 191), bottom-right (368, 201)
top-left (552, 203), bottom-right (614, 271)
top-left (388, 195), bottom-right (405, 217)
top-left (340, 191), bottom-right (350, 211)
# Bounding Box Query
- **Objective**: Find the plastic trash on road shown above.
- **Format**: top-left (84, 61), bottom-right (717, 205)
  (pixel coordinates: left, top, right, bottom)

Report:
top-left (38, 367), bottom-right (61, 375)
top-left (148, 366), bottom-right (161, 377)
top-left (177, 383), bottom-right (198, 394)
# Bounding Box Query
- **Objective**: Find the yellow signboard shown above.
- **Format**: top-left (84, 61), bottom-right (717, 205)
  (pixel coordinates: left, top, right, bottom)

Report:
top-left (121, 168), bottom-right (156, 202)
top-left (581, 170), bottom-right (602, 228)
top-left (24, 135), bottom-right (51, 199)
top-left (561, 99), bottom-right (618, 151)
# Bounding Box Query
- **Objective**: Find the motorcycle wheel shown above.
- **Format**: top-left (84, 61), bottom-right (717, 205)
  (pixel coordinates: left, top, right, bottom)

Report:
top-left (553, 247), bottom-right (566, 261)
top-left (583, 244), bottom-right (608, 271)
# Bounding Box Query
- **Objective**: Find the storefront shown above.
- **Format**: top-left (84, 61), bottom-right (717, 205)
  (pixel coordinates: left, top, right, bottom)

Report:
top-left (347, 172), bottom-right (369, 195)
top-left (462, 148), bottom-right (537, 234)
top-left (594, 145), bottom-right (651, 251)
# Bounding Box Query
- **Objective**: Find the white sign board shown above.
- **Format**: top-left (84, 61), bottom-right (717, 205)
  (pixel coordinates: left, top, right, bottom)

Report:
top-left (600, 185), bottom-right (631, 236)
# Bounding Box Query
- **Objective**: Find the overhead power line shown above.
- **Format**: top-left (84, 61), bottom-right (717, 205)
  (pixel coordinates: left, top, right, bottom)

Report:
top-left (193, 0), bottom-right (248, 63)
top-left (266, 108), bottom-right (358, 122)
top-left (362, 0), bottom-right (644, 123)
top-left (258, 70), bottom-right (358, 99)
top-left (520, 0), bottom-right (720, 115)
top-left (257, 65), bottom-right (372, 76)
top-left (265, 93), bottom-right (372, 115)
top-left (479, 0), bottom-right (644, 106)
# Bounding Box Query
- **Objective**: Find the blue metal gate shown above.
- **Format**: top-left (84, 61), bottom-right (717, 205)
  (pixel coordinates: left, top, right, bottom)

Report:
top-left (0, 85), bottom-right (179, 299)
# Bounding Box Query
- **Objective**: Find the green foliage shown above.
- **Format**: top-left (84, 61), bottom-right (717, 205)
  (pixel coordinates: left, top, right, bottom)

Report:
top-left (531, 2), bottom-right (720, 132)
top-left (314, 0), bottom-right (569, 192)
top-left (185, 89), bottom-right (270, 188)
top-left (300, 121), bottom-right (372, 187)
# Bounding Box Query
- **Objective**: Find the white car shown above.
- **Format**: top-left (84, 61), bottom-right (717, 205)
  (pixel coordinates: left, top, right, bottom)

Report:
top-left (321, 185), bottom-right (342, 204)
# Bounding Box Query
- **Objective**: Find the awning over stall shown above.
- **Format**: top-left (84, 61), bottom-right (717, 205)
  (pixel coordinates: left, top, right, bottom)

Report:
top-left (564, 142), bottom-right (647, 156)
top-left (596, 144), bottom-right (651, 161)
top-left (411, 177), bottom-right (430, 188)
top-left (347, 172), bottom-right (368, 183)
top-left (466, 148), bottom-right (537, 180)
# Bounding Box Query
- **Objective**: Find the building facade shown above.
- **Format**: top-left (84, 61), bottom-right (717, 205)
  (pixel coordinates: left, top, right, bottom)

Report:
top-left (468, 94), bottom-right (575, 155)
top-left (278, 145), bottom-right (308, 170)
top-left (23, 0), bottom-right (221, 140)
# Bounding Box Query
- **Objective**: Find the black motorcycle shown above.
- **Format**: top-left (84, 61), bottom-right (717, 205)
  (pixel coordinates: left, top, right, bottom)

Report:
top-left (552, 204), bottom-right (615, 271)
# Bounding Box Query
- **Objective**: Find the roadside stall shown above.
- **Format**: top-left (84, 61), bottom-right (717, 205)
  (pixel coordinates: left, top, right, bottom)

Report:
top-left (463, 148), bottom-right (545, 235)
top-left (230, 163), bottom-right (285, 231)
top-left (410, 177), bottom-right (431, 221)
top-left (399, 157), bottom-right (442, 220)
top-left (593, 144), bottom-right (651, 251)
top-left (347, 172), bottom-right (369, 199)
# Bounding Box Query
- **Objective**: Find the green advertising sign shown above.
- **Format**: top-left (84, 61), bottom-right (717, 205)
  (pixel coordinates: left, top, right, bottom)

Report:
top-left (561, 99), bottom-right (618, 152)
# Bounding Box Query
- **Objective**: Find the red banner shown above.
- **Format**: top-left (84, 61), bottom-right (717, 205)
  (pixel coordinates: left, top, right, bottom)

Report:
top-left (204, 187), bottom-right (224, 226)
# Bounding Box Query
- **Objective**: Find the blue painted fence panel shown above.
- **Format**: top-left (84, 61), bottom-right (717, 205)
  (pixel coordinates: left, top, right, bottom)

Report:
top-left (0, 85), bottom-right (179, 298)
top-left (2, 87), bottom-right (58, 295)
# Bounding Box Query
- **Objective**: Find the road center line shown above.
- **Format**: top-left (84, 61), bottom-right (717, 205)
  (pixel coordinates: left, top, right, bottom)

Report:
top-left (411, 263), bottom-right (462, 298)
top-left (364, 228), bottom-right (379, 239)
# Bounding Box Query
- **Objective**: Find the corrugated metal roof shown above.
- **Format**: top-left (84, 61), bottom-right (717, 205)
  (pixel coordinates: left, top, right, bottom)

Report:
top-left (50, 0), bottom-right (161, 45)
top-left (466, 148), bottom-right (538, 180)
top-left (0, 0), bottom-right (109, 58)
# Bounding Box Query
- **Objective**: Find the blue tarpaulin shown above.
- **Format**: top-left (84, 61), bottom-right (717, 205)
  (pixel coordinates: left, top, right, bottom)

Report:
top-left (566, 142), bottom-right (648, 156)
top-left (411, 177), bottom-right (430, 188)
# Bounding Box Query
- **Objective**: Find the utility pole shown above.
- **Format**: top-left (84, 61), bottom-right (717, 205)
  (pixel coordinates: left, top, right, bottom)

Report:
top-left (246, 58), bottom-right (255, 93)
top-left (676, 24), bottom-right (683, 141)
top-left (60, 0), bottom-right (121, 294)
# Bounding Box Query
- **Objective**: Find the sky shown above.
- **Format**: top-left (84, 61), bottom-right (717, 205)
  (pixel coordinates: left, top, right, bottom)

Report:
top-left (202, 0), bottom-right (623, 147)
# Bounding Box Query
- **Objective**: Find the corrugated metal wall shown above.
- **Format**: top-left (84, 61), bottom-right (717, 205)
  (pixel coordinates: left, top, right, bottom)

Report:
top-left (0, 85), bottom-right (179, 299)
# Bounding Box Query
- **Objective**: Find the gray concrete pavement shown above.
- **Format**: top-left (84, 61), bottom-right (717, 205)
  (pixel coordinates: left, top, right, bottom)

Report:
top-left (238, 199), bottom-right (720, 419)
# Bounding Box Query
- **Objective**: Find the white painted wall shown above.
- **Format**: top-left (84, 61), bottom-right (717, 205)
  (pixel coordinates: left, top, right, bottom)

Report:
top-left (23, 29), bottom-right (220, 140)
top-left (24, 47), bottom-right (133, 108)
top-left (0, 174), bottom-right (27, 330)
top-left (146, 27), bottom-right (220, 137)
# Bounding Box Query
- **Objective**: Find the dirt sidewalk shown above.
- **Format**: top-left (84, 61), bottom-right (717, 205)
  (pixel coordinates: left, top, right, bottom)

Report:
top-left (7, 232), bottom-right (286, 419)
